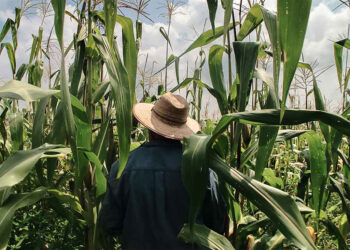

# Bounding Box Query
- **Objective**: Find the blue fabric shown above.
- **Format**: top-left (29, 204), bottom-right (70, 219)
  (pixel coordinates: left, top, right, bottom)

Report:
top-left (98, 139), bottom-right (226, 250)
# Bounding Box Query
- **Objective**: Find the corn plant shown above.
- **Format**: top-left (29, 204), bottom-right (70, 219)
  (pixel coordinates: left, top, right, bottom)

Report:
top-left (0, 0), bottom-right (349, 249)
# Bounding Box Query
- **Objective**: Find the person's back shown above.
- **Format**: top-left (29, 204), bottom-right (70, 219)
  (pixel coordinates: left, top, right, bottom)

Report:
top-left (98, 93), bottom-right (226, 249)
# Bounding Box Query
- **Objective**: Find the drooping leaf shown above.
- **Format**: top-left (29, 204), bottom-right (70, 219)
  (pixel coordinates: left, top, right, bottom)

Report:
top-left (0, 187), bottom-right (47, 250)
top-left (183, 133), bottom-right (316, 249)
top-left (237, 4), bottom-right (263, 41)
top-left (0, 144), bottom-right (70, 189)
top-left (178, 223), bottom-right (234, 250)
top-left (334, 39), bottom-right (350, 90)
top-left (212, 109), bottom-right (350, 142)
top-left (278, 0), bottom-right (312, 119)
top-left (0, 80), bottom-right (59, 102)
top-left (0, 43), bottom-right (16, 75)
top-left (160, 27), bottom-right (172, 49)
top-left (0, 19), bottom-right (14, 43)
top-left (94, 34), bottom-right (132, 178)
top-left (206, 0), bottom-right (218, 34)
top-left (208, 45), bottom-right (228, 115)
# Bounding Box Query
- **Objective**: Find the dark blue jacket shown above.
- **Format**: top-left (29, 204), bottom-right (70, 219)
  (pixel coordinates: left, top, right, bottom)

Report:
top-left (98, 139), bottom-right (226, 249)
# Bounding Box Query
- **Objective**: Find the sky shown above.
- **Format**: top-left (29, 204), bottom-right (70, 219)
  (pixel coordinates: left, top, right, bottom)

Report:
top-left (0, 0), bottom-right (349, 117)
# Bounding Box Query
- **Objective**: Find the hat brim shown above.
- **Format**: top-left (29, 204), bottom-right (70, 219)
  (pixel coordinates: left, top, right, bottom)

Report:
top-left (133, 103), bottom-right (201, 140)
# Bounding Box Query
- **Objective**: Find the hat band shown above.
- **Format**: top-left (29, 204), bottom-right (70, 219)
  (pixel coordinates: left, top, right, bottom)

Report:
top-left (151, 107), bottom-right (187, 126)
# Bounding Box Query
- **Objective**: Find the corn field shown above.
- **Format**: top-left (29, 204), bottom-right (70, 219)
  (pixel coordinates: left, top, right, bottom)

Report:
top-left (0, 0), bottom-right (350, 249)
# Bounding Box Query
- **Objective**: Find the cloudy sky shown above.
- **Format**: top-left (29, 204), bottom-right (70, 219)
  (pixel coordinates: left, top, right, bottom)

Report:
top-left (0, 0), bottom-right (349, 117)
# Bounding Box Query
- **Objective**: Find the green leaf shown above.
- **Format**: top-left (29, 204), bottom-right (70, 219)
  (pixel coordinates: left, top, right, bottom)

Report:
top-left (160, 27), bottom-right (172, 49)
top-left (208, 149), bottom-right (315, 249)
top-left (0, 144), bottom-right (70, 189)
top-left (322, 220), bottom-right (349, 250)
top-left (206, 0), bottom-right (218, 34)
top-left (32, 97), bottom-right (49, 148)
top-left (304, 131), bottom-right (327, 222)
top-left (0, 187), bottom-right (47, 249)
top-left (212, 109), bottom-right (350, 142)
top-left (94, 34), bottom-right (132, 178)
top-left (103, 0), bottom-right (117, 46)
top-left (0, 43), bottom-right (16, 75)
top-left (222, 0), bottom-right (233, 44)
top-left (178, 223), bottom-right (234, 250)
top-left (8, 112), bottom-right (23, 152)
top-left (116, 15), bottom-right (137, 104)
top-left (92, 81), bottom-right (109, 103)
top-left (0, 19), bottom-right (14, 43)
top-left (237, 4), bottom-right (263, 41)
top-left (92, 115), bottom-right (111, 163)
top-left (51, 0), bottom-right (66, 49)
top-left (182, 135), bottom-right (210, 232)
top-left (0, 80), bottom-right (59, 102)
top-left (208, 45), bottom-right (228, 115)
top-left (15, 63), bottom-right (28, 80)
top-left (0, 188), bottom-right (11, 206)
top-left (184, 133), bottom-right (316, 249)
top-left (48, 189), bottom-right (84, 215)
top-left (82, 151), bottom-right (107, 198)
top-left (52, 0), bottom-right (77, 176)
top-left (334, 39), bottom-right (350, 90)
top-left (255, 126), bottom-right (279, 180)
top-left (278, 0), bottom-right (312, 120)
top-left (233, 42), bottom-right (259, 112)
top-left (260, 6), bottom-right (280, 99)
top-left (298, 62), bottom-right (330, 141)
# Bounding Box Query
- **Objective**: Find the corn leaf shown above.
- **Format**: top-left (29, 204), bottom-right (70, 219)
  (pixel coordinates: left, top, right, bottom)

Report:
top-left (51, 0), bottom-right (66, 48)
top-left (178, 223), bottom-right (234, 250)
top-left (94, 34), bottom-right (132, 178)
top-left (334, 39), bottom-right (350, 90)
top-left (212, 109), bottom-right (350, 143)
top-left (206, 0), bottom-right (218, 34)
top-left (0, 80), bottom-right (59, 102)
top-left (182, 134), bottom-right (210, 232)
top-left (222, 0), bottom-right (233, 44)
top-left (116, 15), bottom-right (137, 104)
top-left (0, 187), bottom-right (47, 250)
top-left (183, 133), bottom-right (316, 249)
top-left (0, 19), bottom-right (14, 43)
top-left (304, 131), bottom-right (327, 224)
top-left (160, 27), bottom-right (172, 49)
top-left (0, 144), bottom-right (70, 189)
top-left (208, 45), bottom-right (228, 115)
top-left (278, 0), bottom-right (312, 120)
top-left (237, 4), bottom-right (263, 41)
top-left (8, 112), bottom-right (23, 153)
top-left (233, 42), bottom-right (259, 112)
top-left (0, 43), bottom-right (16, 75)
top-left (322, 220), bottom-right (348, 250)
top-left (103, 0), bottom-right (117, 46)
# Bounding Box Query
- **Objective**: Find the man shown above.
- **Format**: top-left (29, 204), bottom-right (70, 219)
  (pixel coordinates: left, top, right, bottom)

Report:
top-left (99, 92), bottom-right (226, 249)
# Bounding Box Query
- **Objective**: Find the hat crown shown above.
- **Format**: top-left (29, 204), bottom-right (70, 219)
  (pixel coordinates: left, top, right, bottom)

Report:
top-left (152, 92), bottom-right (189, 125)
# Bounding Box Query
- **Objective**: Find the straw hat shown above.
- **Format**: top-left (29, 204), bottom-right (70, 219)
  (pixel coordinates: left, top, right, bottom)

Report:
top-left (133, 92), bottom-right (201, 140)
